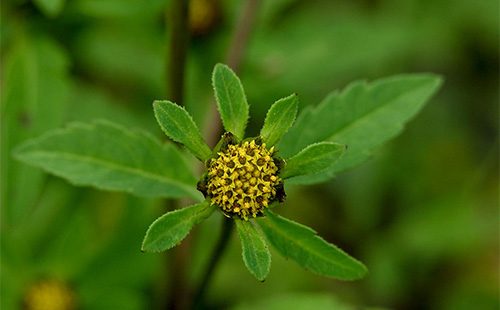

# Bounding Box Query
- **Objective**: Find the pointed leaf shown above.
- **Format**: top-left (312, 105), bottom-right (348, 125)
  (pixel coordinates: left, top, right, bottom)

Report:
top-left (14, 120), bottom-right (202, 200)
top-left (212, 63), bottom-right (249, 139)
top-left (259, 211), bottom-right (367, 280)
top-left (260, 94), bottom-right (299, 146)
top-left (279, 74), bottom-right (443, 184)
top-left (235, 219), bottom-right (271, 281)
top-left (153, 100), bottom-right (211, 161)
top-left (281, 142), bottom-right (345, 179)
top-left (142, 202), bottom-right (214, 252)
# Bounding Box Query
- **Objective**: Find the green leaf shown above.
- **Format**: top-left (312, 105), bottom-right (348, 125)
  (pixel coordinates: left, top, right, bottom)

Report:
top-left (14, 120), bottom-right (202, 200)
top-left (142, 202), bottom-right (214, 252)
top-left (232, 293), bottom-right (356, 310)
top-left (281, 142), bottom-right (345, 179)
top-left (278, 74), bottom-right (443, 184)
top-left (78, 287), bottom-right (146, 310)
top-left (259, 211), bottom-right (367, 280)
top-left (212, 63), bottom-right (249, 139)
top-left (260, 94), bottom-right (299, 146)
top-left (235, 219), bottom-right (271, 281)
top-left (33, 0), bottom-right (65, 16)
top-left (1, 35), bottom-right (71, 226)
top-left (153, 100), bottom-right (211, 161)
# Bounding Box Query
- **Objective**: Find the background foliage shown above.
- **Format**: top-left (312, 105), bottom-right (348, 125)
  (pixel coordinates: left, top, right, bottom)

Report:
top-left (1, 0), bottom-right (498, 309)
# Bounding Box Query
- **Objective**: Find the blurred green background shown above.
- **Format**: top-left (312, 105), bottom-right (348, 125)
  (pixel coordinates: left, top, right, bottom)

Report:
top-left (1, 0), bottom-right (498, 309)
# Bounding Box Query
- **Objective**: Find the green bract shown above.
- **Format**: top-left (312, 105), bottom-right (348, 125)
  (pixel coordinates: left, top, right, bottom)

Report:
top-left (14, 63), bottom-right (442, 281)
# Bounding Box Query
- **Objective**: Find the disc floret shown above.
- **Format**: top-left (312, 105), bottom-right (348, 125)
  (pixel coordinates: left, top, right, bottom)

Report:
top-left (205, 139), bottom-right (282, 220)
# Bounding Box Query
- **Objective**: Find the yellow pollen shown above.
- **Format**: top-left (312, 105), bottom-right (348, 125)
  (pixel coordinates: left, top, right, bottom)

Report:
top-left (206, 139), bottom-right (281, 220)
top-left (24, 280), bottom-right (75, 310)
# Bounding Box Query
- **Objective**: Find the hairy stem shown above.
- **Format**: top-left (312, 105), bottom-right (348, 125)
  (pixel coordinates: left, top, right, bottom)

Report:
top-left (193, 217), bottom-right (234, 308)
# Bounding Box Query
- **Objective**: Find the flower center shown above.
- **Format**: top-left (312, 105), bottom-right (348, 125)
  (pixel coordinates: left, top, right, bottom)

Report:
top-left (24, 280), bottom-right (75, 310)
top-left (205, 139), bottom-right (281, 220)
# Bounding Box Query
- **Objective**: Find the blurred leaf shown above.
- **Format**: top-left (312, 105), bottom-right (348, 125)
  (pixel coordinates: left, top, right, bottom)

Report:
top-left (142, 202), bottom-right (214, 252)
top-left (279, 74), bottom-right (442, 184)
top-left (14, 180), bottom-right (78, 258)
top-left (282, 142), bottom-right (345, 179)
top-left (212, 63), bottom-right (249, 139)
top-left (232, 292), bottom-right (356, 310)
top-left (34, 0), bottom-right (65, 16)
top-left (68, 83), bottom-right (157, 133)
top-left (74, 24), bottom-right (164, 94)
top-left (153, 100), bottom-right (211, 161)
top-left (235, 219), bottom-right (271, 281)
top-left (75, 196), bottom-right (159, 288)
top-left (1, 35), bottom-right (70, 226)
top-left (79, 287), bottom-right (146, 310)
top-left (259, 211), bottom-right (367, 280)
top-left (259, 0), bottom-right (301, 24)
top-left (246, 6), bottom-right (417, 108)
top-left (260, 93), bottom-right (298, 147)
top-left (38, 198), bottom-right (96, 278)
top-left (73, 0), bottom-right (166, 19)
top-left (393, 195), bottom-right (497, 259)
top-left (14, 120), bottom-right (201, 200)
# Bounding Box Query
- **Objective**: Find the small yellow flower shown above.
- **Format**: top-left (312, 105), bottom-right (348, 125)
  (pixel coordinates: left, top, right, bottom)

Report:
top-left (141, 64), bottom-right (369, 281)
top-left (24, 280), bottom-right (75, 310)
top-left (200, 136), bottom-right (285, 220)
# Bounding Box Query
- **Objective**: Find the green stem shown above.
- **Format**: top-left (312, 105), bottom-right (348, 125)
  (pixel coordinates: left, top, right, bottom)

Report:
top-left (193, 217), bottom-right (234, 308)
top-left (164, 0), bottom-right (190, 309)
top-left (205, 0), bottom-right (261, 147)
top-left (193, 3), bottom-right (261, 304)
top-left (166, 218), bottom-right (192, 310)
top-left (163, 0), bottom-right (260, 308)
top-left (167, 0), bottom-right (189, 104)
top-left (226, 0), bottom-right (261, 71)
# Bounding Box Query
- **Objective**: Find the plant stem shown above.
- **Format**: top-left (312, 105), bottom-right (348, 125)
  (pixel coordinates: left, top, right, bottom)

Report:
top-left (192, 2), bottom-right (261, 308)
top-left (226, 0), bottom-right (261, 72)
top-left (167, 0), bottom-right (189, 104)
top-left (164, 0), bottom-right (260, 308)
top-left (193, 217), bottom-right (234, 308)
top-left (165, 0), bottom-right (190, 309)
top-left (205, 0), bottom-right (262, 147)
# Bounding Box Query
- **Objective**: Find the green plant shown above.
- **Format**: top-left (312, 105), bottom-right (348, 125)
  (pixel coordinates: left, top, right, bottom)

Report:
top-left (14, 63), bottom-right (442, 288)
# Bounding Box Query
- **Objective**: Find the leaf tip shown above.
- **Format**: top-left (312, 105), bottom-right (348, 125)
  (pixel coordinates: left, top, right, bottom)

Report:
top-left (431, 74), bottom-right (445, 89)
top-left (214, 62), bottom-right (229, 71)
top-left (343, 261), bottom-right (368, 280)
top-left (140, 235), bottom-right (151, 253)
top-left (213, 63), bottom-right (233, 78)
top-left (153, 99), bottom-right (175, 109)
top-left (152, 99), bottom-right (162, 107)
top-left (353, 263), bottom-right (369, 280)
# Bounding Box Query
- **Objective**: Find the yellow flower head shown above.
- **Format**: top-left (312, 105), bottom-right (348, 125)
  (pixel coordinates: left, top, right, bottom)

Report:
top-left (201, 136), bottom-right (284, 220)
top-left (24, 280), bottom-right (75, 310)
